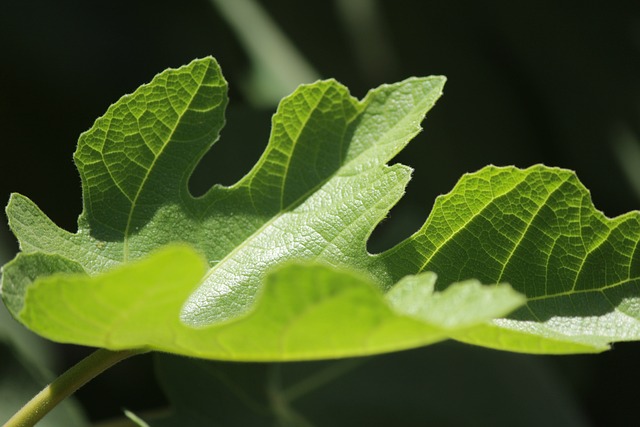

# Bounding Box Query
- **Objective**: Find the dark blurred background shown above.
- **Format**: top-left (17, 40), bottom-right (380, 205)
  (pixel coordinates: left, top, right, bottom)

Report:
top-left (1, 0), bottom-right (640, 425)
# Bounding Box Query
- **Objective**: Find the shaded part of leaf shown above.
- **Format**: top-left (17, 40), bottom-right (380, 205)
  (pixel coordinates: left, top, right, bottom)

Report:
top-left (73, 56), bottom-right (227, 243)
top-left (233, 80), bottom-right (360, 212)
top-left (1, 253), bottom-right (85, 318)
top-left (386, 272), bottom-right (525, 329)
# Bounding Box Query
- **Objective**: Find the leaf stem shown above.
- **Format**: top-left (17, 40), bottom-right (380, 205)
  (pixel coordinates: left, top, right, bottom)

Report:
top-left (4, 348), bottom-right (146, 427)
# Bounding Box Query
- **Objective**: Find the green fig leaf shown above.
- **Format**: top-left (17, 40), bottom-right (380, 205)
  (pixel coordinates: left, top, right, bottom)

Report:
top-left (2, 57), bottom-right (639, 358)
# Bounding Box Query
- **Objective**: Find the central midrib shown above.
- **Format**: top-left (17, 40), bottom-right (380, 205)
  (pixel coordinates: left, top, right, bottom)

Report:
top-left (122, 73), bottom-right (208, 261)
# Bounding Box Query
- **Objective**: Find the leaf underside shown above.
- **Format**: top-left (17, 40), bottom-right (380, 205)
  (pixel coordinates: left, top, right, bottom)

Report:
top-left (2, 57), bottom-right (639, 360)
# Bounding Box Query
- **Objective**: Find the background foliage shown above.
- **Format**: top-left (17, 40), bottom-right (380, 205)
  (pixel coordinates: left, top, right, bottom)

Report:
top-left (2, 0), bottom-right (640, 425)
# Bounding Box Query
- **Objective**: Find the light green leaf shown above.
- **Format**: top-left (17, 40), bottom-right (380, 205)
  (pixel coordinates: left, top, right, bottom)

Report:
top-left (2, 56), bottom-right (639, 358)
top-left (386, 273), bottom-right (524, 329)
top-left (18, 245), bottom-right (520, 360)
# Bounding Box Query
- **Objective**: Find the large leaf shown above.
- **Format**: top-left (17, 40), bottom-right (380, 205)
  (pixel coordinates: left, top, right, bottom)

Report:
top-left (1, 57), bottom-right (639, 358)
top-left (15, 245), bottom-right (523, 360)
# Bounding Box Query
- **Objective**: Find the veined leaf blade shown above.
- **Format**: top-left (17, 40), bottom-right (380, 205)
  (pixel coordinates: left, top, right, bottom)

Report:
top-left (376, 165), bottom-right (640, 351)
top-left (3, 56), bottom-right (639, 358)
